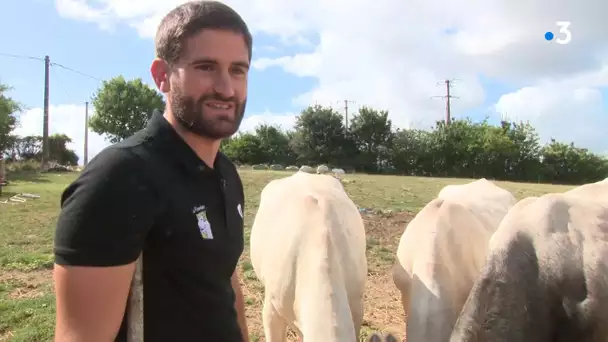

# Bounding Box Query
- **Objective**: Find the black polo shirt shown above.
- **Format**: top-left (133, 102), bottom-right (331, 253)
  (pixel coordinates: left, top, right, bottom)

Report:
top-left (54, 112), bottom-right (245, 341)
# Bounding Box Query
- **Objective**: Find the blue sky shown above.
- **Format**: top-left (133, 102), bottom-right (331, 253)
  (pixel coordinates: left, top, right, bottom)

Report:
top-left (1, 0), bottom-right (607, 161)
top-left (0, 0), bottom-right (315, 121)
top-left (0, 0), bottom-right (512, 126)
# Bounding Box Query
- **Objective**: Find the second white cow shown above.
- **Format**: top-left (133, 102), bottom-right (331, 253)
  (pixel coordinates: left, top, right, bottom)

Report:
top-left (392, 179), bottom-right (516, 342)
top-left (250, 171), bottom-right (367, 341)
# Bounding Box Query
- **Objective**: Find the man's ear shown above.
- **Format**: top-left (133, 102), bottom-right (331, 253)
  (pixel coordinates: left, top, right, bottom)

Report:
top-left (150, 59), bottom-right (170, 93)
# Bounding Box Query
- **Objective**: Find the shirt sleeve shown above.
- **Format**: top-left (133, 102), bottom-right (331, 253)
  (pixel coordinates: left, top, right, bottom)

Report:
top-left (54, 147), bottom-right (161, 267)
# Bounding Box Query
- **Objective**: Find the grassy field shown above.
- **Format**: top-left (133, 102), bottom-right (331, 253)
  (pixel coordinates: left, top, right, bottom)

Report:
top-left (0, 169), bottom-right (575, 341)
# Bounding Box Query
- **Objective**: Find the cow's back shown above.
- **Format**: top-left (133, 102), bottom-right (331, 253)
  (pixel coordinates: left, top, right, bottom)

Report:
top-left (250, 172), bottom-right (365, 284)
top-left (565, 178), bottom-right (608, 203)
top-left (438, 178), bottom-right (516, 229)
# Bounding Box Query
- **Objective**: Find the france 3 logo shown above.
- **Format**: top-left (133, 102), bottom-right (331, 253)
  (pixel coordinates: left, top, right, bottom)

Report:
top-left (544, 21), bottom-right (571, 45)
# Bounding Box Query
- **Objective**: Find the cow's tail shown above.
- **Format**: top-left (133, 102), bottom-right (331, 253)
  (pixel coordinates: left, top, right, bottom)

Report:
top-left (295, 194), bottom-right (356, 341)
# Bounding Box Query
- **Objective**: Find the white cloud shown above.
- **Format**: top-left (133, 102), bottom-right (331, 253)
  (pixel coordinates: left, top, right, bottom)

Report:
top-left (55, 0), bottom-right (608, 152)
top-left (239, 111), bottom-right (298, 133)
top-left (13, 104), bottom-right (110, 165)
top-left (54, 0), bottom-right (115, 31)
top-left (495, 85), bottom-right (608, 152)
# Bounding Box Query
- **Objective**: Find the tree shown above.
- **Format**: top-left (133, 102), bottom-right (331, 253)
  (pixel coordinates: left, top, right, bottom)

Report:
top-left (89, 76), bottom-right (165, 143)
top-left (0, 83), bottom-right (20, 155)
top-left (195, 103), bottom-right (608, 184)
top-left (290, 105), bottom-right (350, 166)
top-left (3, 134), bottom-right (78, 165)
top-left (221, 133), bottom-right (266, 165)
top-left (14, 136), bottom-right (42, 160)
top-left (349, 106), bottom-right (393, 172)
top-left (391, 128), bottom-right (433, 175)
top-left (48, 134), bottom-right (79, 165)
top-left (501, 121), bottom-right (542, 180)
top-left (254, 124), bottom-right (295, 165)
top-left (540, 139), bottom-right (608, 184)
top-left (2, 135), bottom-right (18, 160)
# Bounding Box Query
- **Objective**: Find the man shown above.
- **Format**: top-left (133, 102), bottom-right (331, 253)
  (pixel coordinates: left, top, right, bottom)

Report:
top-left (53, 1), bottom-right (251, 341)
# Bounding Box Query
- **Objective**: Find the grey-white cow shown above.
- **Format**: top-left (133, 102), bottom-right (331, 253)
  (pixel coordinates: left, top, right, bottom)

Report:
top-left (450, 179), bottom-right (608, 342)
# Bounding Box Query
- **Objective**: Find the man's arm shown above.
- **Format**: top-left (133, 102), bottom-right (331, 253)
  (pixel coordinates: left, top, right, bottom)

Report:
top-left (231, 271), bottom-right (249, 342)
top-left (53, 149), bottom-right (158, 341)
top-left (54, 264), bottom-right (136, 341)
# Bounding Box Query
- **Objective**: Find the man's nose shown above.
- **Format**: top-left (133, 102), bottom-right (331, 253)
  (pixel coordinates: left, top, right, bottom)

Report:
top-left (213, 71), bottom-right (235, 98)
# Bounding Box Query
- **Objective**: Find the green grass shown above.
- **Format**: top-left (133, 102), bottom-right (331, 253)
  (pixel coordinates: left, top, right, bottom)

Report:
top-left (0, 169), bottom-right (575, 341)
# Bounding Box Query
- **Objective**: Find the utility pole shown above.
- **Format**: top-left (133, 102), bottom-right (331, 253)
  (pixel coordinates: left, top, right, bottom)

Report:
top-left (42, 55), bottom-right (50, 168)
top-left (444, 79), bottom-right (452, 124)
top-left (431, 79), bottom-right (459, 126)
top-left (338, 100), bottom-right (355, 130)
top-left (84, 101), bottom-right (89, 166)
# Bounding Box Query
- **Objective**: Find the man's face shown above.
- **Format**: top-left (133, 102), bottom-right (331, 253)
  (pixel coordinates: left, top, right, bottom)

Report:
top-left (167, 29), bottom-right (249, 140)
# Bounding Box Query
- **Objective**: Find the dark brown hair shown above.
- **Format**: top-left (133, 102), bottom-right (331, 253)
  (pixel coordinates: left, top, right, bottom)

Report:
top-left (155, 1), bottom-right (253, 65)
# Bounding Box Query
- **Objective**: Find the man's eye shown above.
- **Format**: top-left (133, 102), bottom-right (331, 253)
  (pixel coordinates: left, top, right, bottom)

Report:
top-left (231, 68), bottom-right (246, 75)
top-left (196, 64), bottom-right (214, 71)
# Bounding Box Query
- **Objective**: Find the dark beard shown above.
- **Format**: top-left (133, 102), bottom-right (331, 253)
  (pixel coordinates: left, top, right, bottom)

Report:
top-left (170, 90), bottom-right (246, 140)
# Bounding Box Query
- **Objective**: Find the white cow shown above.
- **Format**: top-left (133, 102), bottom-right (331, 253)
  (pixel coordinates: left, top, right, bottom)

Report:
top-left (250, 171), bottom-right (368, 341)
top-left (316, 164), bottom-right (330, 174)
top-left (299, 165), bottom-right (315, 173)
top-left (393, 179), bottom-right (516, 342)
top-left (451, 179), bottom-right (608, 342)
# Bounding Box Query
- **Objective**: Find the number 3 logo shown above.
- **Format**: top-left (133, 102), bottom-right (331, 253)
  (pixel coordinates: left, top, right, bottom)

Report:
top-left (555, 21), bottom-right (572, 45)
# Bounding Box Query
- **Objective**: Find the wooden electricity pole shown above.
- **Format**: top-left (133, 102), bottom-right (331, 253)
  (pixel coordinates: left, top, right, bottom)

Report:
top-left (84, 102), bottom-right (89, 166)
top-left (42, 55), bottom-right (50, 168)
top-left (339, 100), bottom-right (356, 130)
top-left (127, 256), bottom-right (144, 342)
top-left (432, 79), bottom-right (459, 126)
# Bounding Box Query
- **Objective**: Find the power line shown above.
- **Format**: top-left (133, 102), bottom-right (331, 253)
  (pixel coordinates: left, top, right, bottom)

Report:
top-left (0, 52), bottom-right (44, 62)
top-left (1, 52), bottom-right (102, 168)
top-left (0, 52), bottom-right (102, 81)
top-left (50, 62), bottom-right (103, 82)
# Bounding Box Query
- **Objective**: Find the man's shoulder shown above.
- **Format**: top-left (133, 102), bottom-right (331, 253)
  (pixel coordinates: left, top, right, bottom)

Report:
top-left (85, 144), bottom-right (141, 174)
top-left (217, 152), bottom-right (239, 175)
top-left (216, 152), bottom-right (243, 194)
top-left (86, 131), bottom-right (158, 172)
top-left (78, 136), bottom-right (159, 190)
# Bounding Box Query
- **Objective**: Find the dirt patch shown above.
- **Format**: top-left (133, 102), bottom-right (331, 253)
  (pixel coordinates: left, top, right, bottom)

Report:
top-left (240, 211), bottom-right (414, 341)
top-left (364, 211), bottom-right (413, 246)
top-left (0, 269), bottom-right (51, 299)
top-left (361, 211), bottom-right (413, 341)
top-left (0, 330), bottom-right (15, 341)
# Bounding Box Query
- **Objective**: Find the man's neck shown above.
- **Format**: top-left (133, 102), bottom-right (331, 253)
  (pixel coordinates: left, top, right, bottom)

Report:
top-left (163, 111), bottom-right (221, 168)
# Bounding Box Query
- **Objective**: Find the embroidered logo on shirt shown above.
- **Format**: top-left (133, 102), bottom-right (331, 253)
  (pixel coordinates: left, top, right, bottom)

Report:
top-left (192, 205), bottom-right (213, 240)
top-left (237, 203), bottom-right (243, 218)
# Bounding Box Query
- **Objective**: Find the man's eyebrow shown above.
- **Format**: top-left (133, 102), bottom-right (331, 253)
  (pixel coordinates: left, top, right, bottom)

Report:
top-left (190, 58), bottom-right (217, 66)
top-left (233, 61), bottom-right (250, 69)
top-left (190, 58), bottom-right (250, 69)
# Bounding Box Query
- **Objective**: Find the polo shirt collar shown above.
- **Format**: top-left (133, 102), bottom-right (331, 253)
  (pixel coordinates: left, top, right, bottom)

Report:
top-left (145, 109), bottom-right (224, 177)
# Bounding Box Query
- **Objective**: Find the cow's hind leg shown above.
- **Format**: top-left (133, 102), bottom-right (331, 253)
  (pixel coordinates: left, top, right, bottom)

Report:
top-left (262, 297), bottom-right (287, 342)
top-left (392, 263), bottom-right (411, 334)
top-left (351, 297), bottom-right (364, 340)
